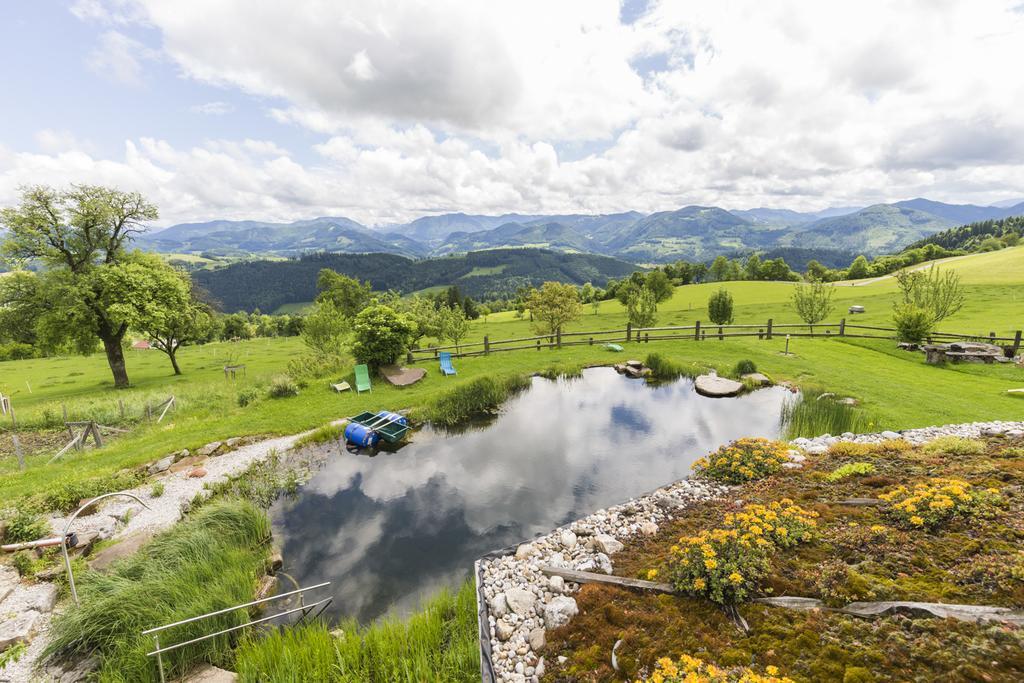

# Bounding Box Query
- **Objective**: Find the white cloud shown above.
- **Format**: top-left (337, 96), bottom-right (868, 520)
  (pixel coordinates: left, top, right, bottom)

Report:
top-left (189, 101), bottom-right (234, 115)
top-left (11, 0), bottom-right (1024, 222)
top-left (86, 30), bottom-right (154, 85)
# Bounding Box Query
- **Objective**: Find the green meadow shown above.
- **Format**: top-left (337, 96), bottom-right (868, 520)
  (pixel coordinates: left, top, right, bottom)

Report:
top-left (1, 246), bottom-right (1022, 507)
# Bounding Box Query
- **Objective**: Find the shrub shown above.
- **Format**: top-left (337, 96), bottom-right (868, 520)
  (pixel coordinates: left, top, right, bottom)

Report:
top-left (693, 438), bottom-right (791, 484)
top-left (421, 374), bottom-right (531, 427)
top-left (707, 289), bottom-right (734, 325)
top-left (3, 509), bottom-right (51, 543)
top-left (892, 303), bottom-right (933, 344)
top-left (11, 550), bottom-right (38, 577)
top-left (267, 374), bottom-right (299, 399)
top-left (351, 305), bottom-right (415, 369)
top-left (286, 352), bottom-right (346, 381)
top-left (150, 482), bottom-right (165, 498)
top-left (733, 359), bottom-right (757, 376)
top-left (723, 500), bottom-right (819, 548)
top-left (0, 342), bottom-right (37, 361)
top-left (879, 478), bottom-right (1002, 529)
top-left (921, 436), bottom-right (985, 456)
top-left (666, 528), bottom-right (772, 604)
top-left (236, 386), bottom-right (261, 407)
top-left (636, 654), bottom-right (794, 682)
top-left (826, 462), bottom-right (877, 481)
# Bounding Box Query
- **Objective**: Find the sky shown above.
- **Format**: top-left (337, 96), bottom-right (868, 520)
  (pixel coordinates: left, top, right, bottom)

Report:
top-left (1, 0), bottom-right (1023, 227)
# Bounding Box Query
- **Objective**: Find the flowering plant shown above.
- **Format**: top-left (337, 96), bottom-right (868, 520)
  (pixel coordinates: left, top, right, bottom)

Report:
top-left (723, 499), bottom-right (819, 548)
top-left (879, 478), bottom-right (1002, 529)
top-left (693, 438), bottom-right (791, 484)
top-left (634, 654), bottom-right (794, 682)
top-left (665, 527), bottom-right (771, 604)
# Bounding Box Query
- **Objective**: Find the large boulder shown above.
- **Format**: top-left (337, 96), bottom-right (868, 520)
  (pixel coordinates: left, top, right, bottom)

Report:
top-left (543, 596), bottom-right (579, 628)
top-left (0, 611), bottom-right (38, 653)
top-left (694, 375), bottom-right (744, 398)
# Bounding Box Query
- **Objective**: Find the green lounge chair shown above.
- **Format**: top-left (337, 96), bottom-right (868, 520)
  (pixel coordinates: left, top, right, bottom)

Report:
top-left (354, 364), bottom-right (372, 393)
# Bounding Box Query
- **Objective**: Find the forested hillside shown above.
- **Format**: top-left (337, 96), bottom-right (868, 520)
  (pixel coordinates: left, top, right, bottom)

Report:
top-left (904, 215), bottom-right (1023, 252)
top-left (192, 249), bottom-right (639, 312)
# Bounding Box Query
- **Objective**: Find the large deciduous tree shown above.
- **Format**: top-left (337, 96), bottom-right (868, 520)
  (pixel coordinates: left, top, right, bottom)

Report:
top-left (1, 185), bottom-right (158, 387)
top-left (528, 281), bottom-right (582, 335)
top-left (315, 270), bottom-right (373, 319)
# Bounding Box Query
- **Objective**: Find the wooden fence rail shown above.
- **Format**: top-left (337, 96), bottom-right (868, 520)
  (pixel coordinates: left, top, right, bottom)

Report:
top-left (407, 318), bottom-right (1022, 362)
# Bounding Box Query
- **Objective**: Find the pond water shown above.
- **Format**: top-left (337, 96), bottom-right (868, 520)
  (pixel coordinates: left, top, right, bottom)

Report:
top-left (270, 367), bottom-right (791, 623)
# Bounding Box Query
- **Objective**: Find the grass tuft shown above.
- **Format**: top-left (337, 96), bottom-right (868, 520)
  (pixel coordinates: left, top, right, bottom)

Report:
top-left (418, 374), bottom-right (530, 427)
top-left (826, 462), bottom-right (877, 481)
top-left (235, 581), bottom-right (479, 682)
top-left (781, 390), bottom-right (873, 439)
top-left (44, 499), bottom-right (271, 682)
top-left (921, 436), bottom-right (986, 456)
top-left (644, 353), bottom-right (698, 380)
top-left (293, 423), bottom-right (345, 449)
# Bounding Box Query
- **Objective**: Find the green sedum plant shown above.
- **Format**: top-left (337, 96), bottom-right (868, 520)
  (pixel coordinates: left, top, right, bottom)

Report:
top-left (826, 462), bottom-right (877, 481)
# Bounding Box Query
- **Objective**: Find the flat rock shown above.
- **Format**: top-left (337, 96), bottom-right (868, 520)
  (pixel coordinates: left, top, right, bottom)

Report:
top-left (196, 441), bottom-right (223, 457)
top-left (694, 375), bottom-right (744, 398)
top-left (169, 455), bottom-right (208, 474)
top-left (187, 466), bottom-right (208, 478)
top-left (593, 534), bottom-right (624, 555)
top-left (147, 455), bottom-right (174, 475)
top-left (89, 528), bottom-right (158, 571)
top-left (0, 567), bottom-right (17, 605)
top-left (225, 437), bottom-right (242, 448)
top-left (21, 582), bottom-right (58, 614)
top-left (181, 664), bottom-right (239, 682)
top-left (529, 627), bottom-right (546, 651)
top-left (380, 365), bottom-right (426, 387)
top-left (741, 372), bottom-right (772, 386)
top-left (625, 360), bottom-right (643, 369)
top-left (880, 430), bottom-right (901, 440)
top-left (0, 611), bottom-right (38, 653)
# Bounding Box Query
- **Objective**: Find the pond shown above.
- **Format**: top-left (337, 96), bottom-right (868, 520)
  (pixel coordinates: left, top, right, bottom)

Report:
top-left (270, 367), bottom-right (791, 623)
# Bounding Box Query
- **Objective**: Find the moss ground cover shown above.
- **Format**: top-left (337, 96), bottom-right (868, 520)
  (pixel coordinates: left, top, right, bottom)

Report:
top-left (544, 434), bottom-right (1024, 682)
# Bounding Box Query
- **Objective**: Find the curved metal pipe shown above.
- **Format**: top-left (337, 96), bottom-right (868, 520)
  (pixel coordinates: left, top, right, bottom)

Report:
top-left (62, 491), bottom-right (152, 605)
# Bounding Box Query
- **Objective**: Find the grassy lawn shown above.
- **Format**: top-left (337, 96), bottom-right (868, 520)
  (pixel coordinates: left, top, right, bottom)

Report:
top-left (1, 246), bottom-right (1022, 507)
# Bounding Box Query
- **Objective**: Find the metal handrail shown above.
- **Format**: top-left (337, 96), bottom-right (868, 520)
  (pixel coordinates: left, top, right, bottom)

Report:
top-left (141, 581), bottom-right (331, 634)
top-left (142, 581), bottom-right (331, 682)
top-left (63, 492), bottom-right (152, 605)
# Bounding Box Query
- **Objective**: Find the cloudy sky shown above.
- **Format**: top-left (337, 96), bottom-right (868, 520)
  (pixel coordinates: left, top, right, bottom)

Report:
top-left (1, 0), bottom-right (1023, 226)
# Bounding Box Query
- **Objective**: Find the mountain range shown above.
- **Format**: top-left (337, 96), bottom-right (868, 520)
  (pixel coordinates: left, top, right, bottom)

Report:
top-left (140, 198), bottom-right (1024, 264)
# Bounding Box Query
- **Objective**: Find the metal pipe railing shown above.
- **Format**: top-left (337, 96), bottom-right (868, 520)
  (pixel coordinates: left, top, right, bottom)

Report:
top-left (142, 581), bottom-right (331, 682)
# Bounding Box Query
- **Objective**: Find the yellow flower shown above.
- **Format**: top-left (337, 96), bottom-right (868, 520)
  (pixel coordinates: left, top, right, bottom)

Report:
top-left (776, 527), bottom-right (788, 537)
top-left (728, 572), bottom-right (744, 584)
top-left (704, 558), bottom-right (718, 570)
top-left (646, 569), bottom-right (659, 580)
top-left (870, 525), bottom-right (886, 533)
top-left (693, 578), bottom-right (706, 590)
top-left (910, 515), bottom-right (924, 526)
top-left (766, 665), bottom-right (780, 676)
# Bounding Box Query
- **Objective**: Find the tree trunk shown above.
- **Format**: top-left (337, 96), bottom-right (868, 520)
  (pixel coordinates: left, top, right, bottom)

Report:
top-left (100, 333), bottom-right (130, 388)
top-left (169, 348), bottom-right (182, 375)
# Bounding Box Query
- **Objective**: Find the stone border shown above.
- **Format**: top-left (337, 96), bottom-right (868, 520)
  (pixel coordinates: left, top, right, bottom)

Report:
top-left (473, 419), bottom-right (1024, 683)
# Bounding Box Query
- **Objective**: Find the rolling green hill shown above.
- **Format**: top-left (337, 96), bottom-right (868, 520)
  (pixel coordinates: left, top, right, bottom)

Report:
top-left (192, 248), bottom-right (639, 312)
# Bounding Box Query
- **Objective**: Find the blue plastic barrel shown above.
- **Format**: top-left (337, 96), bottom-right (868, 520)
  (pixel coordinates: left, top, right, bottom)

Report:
top-left (344, 422), bottom-right (380, 448)
top-left (375, 410), bottom-right (408, 426)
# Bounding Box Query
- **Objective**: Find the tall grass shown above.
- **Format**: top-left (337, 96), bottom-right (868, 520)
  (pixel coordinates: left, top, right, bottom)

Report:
top-left (44, 500), bottom-right (271, 682)
top-left (235, 581), bottom-right (479, 682)
top-left (293, 422), bottom-right (345, 449)
top-left (644, 353), bottom-right (700, 380)
top-left (418, 374), bottom-right (530, 427)
top-left (780, 390), bottom-right (874, 439)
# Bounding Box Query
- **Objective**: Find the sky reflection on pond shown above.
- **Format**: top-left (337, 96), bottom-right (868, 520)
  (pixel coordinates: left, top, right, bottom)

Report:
top-left (270, 367), bottom-right (790, 623)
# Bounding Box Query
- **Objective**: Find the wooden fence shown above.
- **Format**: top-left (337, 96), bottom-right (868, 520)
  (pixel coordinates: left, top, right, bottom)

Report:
top-left (407, 319), bottom-right (1023, 363)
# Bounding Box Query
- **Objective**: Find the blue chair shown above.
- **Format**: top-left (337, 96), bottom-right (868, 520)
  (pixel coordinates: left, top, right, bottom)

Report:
top-left (439, 351), bottom-right (457, 376)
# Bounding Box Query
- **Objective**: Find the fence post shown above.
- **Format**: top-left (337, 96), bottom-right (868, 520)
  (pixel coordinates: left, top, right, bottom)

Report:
top-left (626, 322), bottom-right (632, 342)
top-left (694, 320), bottom-right (701, 340)
top-left (556, 328), bottom-right (562, 348)
top-left (536, 339), bottom-right (541, 351)
top-left (589, 337), bottom-right (593, 346)
top-left (758, 329), bottom-right (764, 340)
top-left (766, 318), bottom-right (773, 340)
top-left (484, 336), bottom-right (490, 355)
top-left (839, 318), bottom-right (846, 337)
top-left (990, 332), bottom-right (996, 344)
top-left (645, 332), bottom-right (650, 343)
top-left (406, 351), bottom-right (414, 364)
top-left (718, 326), bottom-right (723, 341)
top-left (1013, 330), bottom-right (1022, 355)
